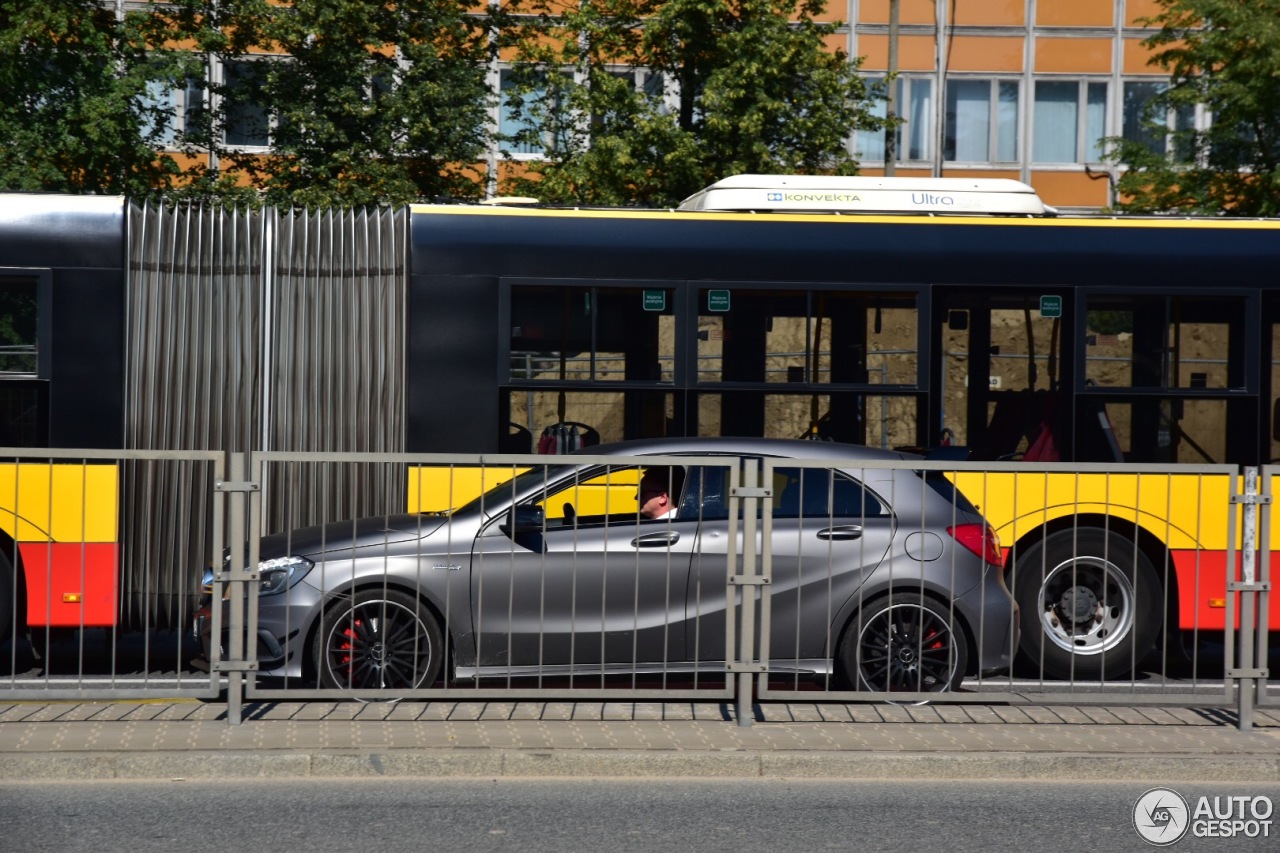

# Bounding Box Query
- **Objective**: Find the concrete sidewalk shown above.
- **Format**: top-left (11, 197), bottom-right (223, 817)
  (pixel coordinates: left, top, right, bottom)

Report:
top-left (2, 700), bottom-right (1279, 782)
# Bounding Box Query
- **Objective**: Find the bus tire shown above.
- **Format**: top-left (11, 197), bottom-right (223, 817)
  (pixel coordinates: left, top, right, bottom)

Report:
top-left (1013, 528), bottom-right (1161, 680)
top-left (314, 588), bottom-right (443, 691)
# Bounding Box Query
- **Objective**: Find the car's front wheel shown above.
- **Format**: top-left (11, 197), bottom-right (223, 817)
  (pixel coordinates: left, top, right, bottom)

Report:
top-left (838, 593), bottom-right (968, 692)
top-left (314, 589), bottom-right (443, 691)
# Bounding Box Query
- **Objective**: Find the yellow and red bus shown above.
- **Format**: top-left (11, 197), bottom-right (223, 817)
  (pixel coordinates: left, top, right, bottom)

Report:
top-left (401, 176), bottom-right (1280, 678)
top-left (2, 180), bottom-right (1279, 679)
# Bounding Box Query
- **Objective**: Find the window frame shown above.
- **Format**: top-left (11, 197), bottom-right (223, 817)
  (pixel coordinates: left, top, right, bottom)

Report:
top-left (943, 77), bottom-right (1021, 164)
top-left (1120, 79), bottom-right (1207, 164)
top-left (1031, 78), bottom-right (1109, 166)
top-left (221, 57), bottom-right (274, 150)
top-left (854, 75), bottom-right (935, 164)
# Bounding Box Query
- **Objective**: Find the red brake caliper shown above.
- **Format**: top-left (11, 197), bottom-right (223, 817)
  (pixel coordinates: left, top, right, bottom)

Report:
top-left (339, 619), bottom-right (362, 667)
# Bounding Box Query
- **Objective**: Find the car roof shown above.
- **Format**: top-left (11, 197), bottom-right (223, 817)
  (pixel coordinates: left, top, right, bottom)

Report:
top-left (577, 436), bottom-right (915, 462)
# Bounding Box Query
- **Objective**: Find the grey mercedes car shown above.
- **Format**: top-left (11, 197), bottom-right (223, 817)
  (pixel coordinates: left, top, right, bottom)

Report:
top-left (196, 438), bottom-right (1016, 693)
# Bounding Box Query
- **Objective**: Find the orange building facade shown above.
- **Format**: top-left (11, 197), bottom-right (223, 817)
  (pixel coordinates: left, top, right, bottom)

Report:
top-left (143, 1), bottom-right (1180, 211)
top-left (846, 0), bottom-right (1178, 210)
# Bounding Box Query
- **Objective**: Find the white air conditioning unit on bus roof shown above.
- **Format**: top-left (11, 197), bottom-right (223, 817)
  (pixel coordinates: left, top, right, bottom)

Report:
top-left (677, 174), bottom-right (1054, 216)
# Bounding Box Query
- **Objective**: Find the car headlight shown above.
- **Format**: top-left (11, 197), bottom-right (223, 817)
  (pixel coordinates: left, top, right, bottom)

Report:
top-left (258, 555), bottom-right (314, 595)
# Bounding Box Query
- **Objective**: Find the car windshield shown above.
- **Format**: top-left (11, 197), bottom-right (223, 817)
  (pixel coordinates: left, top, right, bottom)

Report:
top-left (450, 464), bottom-right (576, 517)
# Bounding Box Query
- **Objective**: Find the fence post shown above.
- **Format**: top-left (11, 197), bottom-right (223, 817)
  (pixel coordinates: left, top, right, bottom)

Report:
top-left (1233, 467), bottom-right (1265, 732)
top-left (734, 463), bottom-right (761, 728)
top-left (215, 451), bottom-right (259, 726)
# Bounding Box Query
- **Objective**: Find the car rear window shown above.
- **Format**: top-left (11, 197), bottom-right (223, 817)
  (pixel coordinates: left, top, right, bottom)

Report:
top-left (921, 471), bottom-right (980, 514)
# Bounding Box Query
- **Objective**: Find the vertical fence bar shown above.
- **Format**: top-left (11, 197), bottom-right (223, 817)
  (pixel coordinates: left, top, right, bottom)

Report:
top-left (735, 463), bottom-right (759, 728)
top-left (1235, 467), bottom-right (1261, 732)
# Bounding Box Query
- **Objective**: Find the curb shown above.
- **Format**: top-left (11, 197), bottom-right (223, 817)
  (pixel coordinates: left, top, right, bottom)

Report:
top-left (4, 750), bottom-right (1278, 782)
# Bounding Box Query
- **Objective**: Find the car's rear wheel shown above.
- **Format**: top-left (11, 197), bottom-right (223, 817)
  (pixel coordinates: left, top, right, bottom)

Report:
top-left (838, 593), bottom-right (968, 692)
top-left (314, 589), bottom-right (443, 691)
top-left (1013, 528), bottom-right (1161, 680)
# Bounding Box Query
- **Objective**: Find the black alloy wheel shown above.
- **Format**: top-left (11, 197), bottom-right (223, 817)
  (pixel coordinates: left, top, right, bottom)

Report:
top-left (842, 593), bottom-right (968, 692)
top-left (315, 588), bottom-right (443, 691)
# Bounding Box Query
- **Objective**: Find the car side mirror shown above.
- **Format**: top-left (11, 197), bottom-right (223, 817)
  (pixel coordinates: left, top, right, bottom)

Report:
top-left (502, 505), bottom-right (545, 535)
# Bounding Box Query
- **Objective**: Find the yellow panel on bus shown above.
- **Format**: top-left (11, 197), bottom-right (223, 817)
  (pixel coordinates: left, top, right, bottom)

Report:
top-left (948, 471), bottom-right (1234, 551)
top-left (406, 466), bottom-right (644, 517)
top-left (0, 463), bottom-right (119, 543)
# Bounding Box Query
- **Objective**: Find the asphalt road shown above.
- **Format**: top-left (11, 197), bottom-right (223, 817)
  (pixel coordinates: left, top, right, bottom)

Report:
top-left (3, 778), bottom-right (1278, 853)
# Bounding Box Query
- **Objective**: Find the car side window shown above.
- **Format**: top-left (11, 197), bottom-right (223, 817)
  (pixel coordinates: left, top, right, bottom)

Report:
top-left (771, 467), bottom-right (886, 519)
top-left (540, 467), bottom-right (644, 527)
top-left (677, 466), bottom-right (729, 521)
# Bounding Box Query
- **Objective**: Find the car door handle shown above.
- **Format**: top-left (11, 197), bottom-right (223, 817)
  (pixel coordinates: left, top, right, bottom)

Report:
top-left (632, 532), bottom-right (680, 548)
top-left (817, 526), bottom-right (863, 541)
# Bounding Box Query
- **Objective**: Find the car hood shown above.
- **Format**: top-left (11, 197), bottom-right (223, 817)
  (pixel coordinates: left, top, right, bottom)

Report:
top-left (258, 513), bottom-right (449, 559)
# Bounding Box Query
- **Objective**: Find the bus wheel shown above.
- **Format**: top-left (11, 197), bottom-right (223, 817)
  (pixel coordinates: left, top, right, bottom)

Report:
top-left (314, 589), bottom-right (443, 691)
top-left (1013, 529), bottom-right (1161, 680)
top-left (837, 593), bottom-right (968, 692)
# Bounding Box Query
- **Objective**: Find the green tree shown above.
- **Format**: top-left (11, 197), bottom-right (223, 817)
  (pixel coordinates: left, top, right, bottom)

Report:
top-left (161, 0), bottom-right (495, 207)
top-left (0, 0), bottom-right (201, 197)
top-left (1107, 0), bottom-right (1280, 216)
top-left (500, 0), bottom-right (885, 206)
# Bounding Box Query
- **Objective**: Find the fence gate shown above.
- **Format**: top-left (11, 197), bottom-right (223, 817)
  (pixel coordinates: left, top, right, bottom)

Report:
top-left (217, 451), bottom-right (744, 720)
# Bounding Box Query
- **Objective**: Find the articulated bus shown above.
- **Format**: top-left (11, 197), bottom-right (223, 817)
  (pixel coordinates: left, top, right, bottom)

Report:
top-left (2, 178), bottom-right (1279, 680)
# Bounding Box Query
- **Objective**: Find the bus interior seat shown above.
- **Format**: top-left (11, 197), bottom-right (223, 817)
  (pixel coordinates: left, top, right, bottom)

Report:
top-left (969, 389), bottom-right (1059, 461)
top-left (537, 421), bottom-right (601, 453)
top-left (502, 422), bottom-right (533, 453)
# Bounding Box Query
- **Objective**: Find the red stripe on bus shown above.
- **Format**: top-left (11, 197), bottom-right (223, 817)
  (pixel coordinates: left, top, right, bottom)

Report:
top-left (1170, 549), bottom-right (1279, 632)
top-left (18, 542), bottom-right (119, 628)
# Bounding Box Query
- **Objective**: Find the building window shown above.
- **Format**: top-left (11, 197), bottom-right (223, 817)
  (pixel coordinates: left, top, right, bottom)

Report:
top-left (1122, 81), bottom-right (1199, 163)
top-left (223, 60), bottom-right (271, 147)
top-left (944, 79), bottom-right (1018, 163)
top-left (499, 69), bottom-right (546, 156)
top-left (138, 81), bottom-right (178, 146)
top-left (855, 77), bottom-right (934, 163)
top-left (1033, 80), bottom-right (1107, 164)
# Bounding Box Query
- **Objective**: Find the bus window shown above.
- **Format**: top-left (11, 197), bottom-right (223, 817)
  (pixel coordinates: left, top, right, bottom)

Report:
top-left (1085, 294), bottom-right (1247, 390)
top-left (937, 292), bottom-right (1065, 460)
top-left (507, 389), bottom-right (675, 446)
top-left (508, 283), bottom-right (675, 383)
top-left (1083, 398), bottom-right (1229, 464)
top-left (0, 277), bottom-right (38, 376)
top-left (695, 289), bottom-right (918, 386)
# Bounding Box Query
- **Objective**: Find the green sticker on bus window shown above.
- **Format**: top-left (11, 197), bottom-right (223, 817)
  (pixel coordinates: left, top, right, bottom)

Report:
top-left (1040, 295), bottom-right (1062, 318)
top-left (643, 290), bottom-right (666, 311)
top-left (707, 290), bottom-right (730, 312)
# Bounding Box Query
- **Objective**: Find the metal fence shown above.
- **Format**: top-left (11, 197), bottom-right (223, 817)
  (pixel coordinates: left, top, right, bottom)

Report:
top-left (0, 448), bottom-right (223, 701)
top-left (211, 451), bottom-right (1274, 728)
top-left (1, 449), bottom-right (1272, 728)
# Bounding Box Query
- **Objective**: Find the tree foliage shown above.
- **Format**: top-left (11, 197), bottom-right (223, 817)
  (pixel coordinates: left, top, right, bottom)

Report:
top-left (159, 0), bottom-right (496, 206)
top-left (0, 0), bottom-right (200, 198)
top-left (500, 0), bottom-right (885, 206)
top-left (1108, 0), bottom-right (1280, 216)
